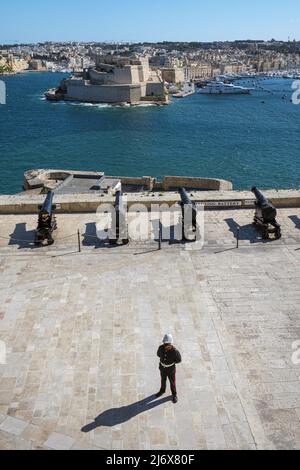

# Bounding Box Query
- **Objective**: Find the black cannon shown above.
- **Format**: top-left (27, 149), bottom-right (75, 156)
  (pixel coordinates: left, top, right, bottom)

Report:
top-left (35, 191), bottom-right (57, 245)
top-left (251, 187), bottom-right (281, 239)
top-left (178, 187), bottom-right (198, 241)
top-left (109, 190), bottom-right (128, 245)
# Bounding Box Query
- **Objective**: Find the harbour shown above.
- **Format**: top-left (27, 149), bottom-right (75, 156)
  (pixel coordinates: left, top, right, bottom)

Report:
top-left (0, 72), bottom-right (300, 196)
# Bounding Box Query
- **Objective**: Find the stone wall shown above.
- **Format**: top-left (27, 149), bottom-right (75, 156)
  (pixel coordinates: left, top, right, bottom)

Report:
top-left (23, 170), bottom-right (233, 193)
top-left (130, 84), bottom-right (146, 103)
top-left (146, 82), bottom-right (165, 97)
top-left (138, 61), bottom-right (150, 82)
top-left (111, 176), bottom-right (155, 190)
top-left (1, 189), bottom-right (300, 214)
top-left (66, 82), bottom-right (142, 104)
top-left (112, 65), bottom-right (141, 85)
top-left (90, 63), bottom-right (148, 86)
top-left (161, 176), bottom-right (233, 191)
top-left (88, 69), bottom-right (108, 84)
top-left (161, 68), bottom-right (185, 84)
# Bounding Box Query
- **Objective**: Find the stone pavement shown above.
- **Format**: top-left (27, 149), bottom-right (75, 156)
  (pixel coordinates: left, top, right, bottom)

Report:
top-left (0, 208), bottom-right (300, 449)
top-left (0, 208), bottom-right (299, 251)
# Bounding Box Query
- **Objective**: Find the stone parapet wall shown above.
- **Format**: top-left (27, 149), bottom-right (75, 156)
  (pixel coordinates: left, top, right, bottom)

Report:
top-left (109, 176), bottom-right (155, 190)
top-left (161, 176), bottom-right (233, 191)
top-left (0, 190), bottom-right (299, 214)
top-left (66, 82), bottom-right (140, 104)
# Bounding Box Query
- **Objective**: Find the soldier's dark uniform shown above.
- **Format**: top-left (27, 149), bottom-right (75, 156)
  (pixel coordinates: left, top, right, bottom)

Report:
top-left (157, 345), bottom-right (182, 400)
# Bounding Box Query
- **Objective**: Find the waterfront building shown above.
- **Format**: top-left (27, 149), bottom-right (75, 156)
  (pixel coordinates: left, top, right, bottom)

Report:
top-left (189, 63), bottom-right (213, 80)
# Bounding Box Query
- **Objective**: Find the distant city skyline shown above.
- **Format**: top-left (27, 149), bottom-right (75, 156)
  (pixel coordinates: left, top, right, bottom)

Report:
top-left (1, 0), bottom-right (300, 44)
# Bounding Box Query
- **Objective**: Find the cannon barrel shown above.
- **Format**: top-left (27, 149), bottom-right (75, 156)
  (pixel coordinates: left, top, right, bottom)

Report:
top-left (251, 187), bottom-right (269, 207)
top-left (113, 190), bottom-right (128, 243)
top-left (115, 190), bottom-right (125, 214)
top-left (179, 187), bottom-right (193, 206)
top-left (35, 191), bottom-right (57, 245)
top-left (251, 186), bottom-right (277, 222)
top-left (40, 190), bottom-right (55, 216)
top-left (179, 187), bottom-right (197, 240)
top-left (38, 191), bottom-right (56, 229)
top-left (39, 191), bottom-right (55, 225)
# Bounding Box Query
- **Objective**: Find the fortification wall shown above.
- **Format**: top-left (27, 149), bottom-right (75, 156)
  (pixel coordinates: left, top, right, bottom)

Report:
top-left (88, 69), bottom-right (108, 84)
top-left (112, 66), bottom-right (141, 85)
top-left (161, 176), bottom-right (233, 191)
top-left (161, 68), bottom-right (185, 84)
top-left (66, 83), bottom-right (142, 103)
top-left (146, 82), bottom-right (165, 96)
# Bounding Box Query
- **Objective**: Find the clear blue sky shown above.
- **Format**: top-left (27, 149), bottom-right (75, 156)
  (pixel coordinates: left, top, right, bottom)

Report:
top-left (1, 0), bottom-right (300, 43)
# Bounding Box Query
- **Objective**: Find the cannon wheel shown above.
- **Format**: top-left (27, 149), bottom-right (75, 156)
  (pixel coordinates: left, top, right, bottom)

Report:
top-left (275, 229), bottom-right (282, 240)
top-left (34, 234), bottom-right (42, 246)
top-left (262, 227), bottom-right (269, 240)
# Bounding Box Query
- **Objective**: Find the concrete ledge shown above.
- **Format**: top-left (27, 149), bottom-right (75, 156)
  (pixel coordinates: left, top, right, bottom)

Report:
top-left (0, 189), bottom-right (299, 214)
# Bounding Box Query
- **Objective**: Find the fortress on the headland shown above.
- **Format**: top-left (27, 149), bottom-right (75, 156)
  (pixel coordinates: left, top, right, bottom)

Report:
top-left (46, 55), bottom-right (168, 105)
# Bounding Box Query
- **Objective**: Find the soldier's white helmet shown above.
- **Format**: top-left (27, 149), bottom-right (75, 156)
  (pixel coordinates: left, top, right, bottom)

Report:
top-left (163, 333), bottom-right (173, 344)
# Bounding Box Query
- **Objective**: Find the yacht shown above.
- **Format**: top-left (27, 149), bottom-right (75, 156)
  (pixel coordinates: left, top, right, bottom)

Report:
top-left (198, 81), bottom-right (253, 95)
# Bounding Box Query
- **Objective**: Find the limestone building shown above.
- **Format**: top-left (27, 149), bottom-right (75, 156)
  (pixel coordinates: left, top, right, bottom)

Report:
top-left (57, 55), bottom-right (168, 105)
top-left (160, 67), bottom-right (185, 84)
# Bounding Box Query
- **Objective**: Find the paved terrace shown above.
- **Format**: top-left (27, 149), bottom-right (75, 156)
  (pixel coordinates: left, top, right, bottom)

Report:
top-left (0, 208), bottom-right (300, 449)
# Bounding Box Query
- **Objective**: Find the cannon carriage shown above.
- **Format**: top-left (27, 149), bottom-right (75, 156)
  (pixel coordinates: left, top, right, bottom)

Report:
top-left (251, 187), bottom-right (281, 240)
top-left (34, 191), bottom-right (57, 245)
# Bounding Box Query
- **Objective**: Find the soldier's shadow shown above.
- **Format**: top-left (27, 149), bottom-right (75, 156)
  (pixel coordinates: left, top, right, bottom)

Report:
top-left (81, 394), bottom-right (171, 431)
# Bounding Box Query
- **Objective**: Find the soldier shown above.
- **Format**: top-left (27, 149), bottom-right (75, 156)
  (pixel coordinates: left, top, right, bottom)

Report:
top-left (156, 333), bottom-right (182, 403)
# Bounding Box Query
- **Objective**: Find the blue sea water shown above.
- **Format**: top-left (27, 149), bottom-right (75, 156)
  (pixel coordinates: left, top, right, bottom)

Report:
top-left (0, 71), bottom-right (299, 194)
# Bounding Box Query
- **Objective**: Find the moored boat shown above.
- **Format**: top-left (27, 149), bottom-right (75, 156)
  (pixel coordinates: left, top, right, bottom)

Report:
top-left (198, 81), bottom-right (253, 95)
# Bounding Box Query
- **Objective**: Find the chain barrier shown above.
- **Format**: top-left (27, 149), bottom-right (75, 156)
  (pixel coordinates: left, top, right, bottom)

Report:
top-left (0, 229), bottom-right (163, 254)
top-left (82, 234), bottom-right (100, 239)
top-left (0, 233), bottom-right (78, 243)
top-left (0, 234), bottom-right (33, 242)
